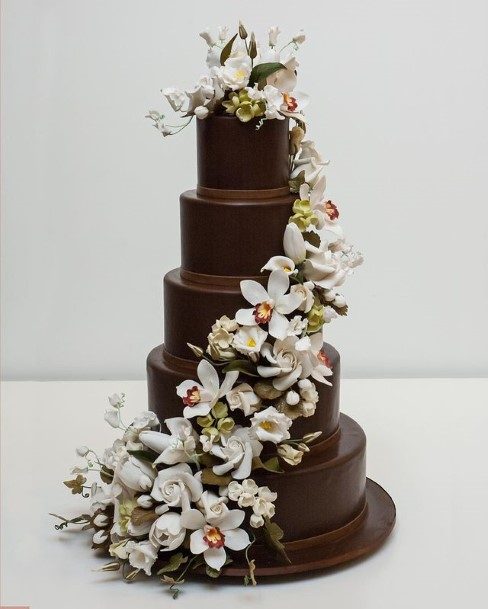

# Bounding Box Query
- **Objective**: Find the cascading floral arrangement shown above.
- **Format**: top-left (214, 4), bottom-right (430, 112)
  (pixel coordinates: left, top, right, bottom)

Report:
top-left (53, 23), bottom-right (363, 597)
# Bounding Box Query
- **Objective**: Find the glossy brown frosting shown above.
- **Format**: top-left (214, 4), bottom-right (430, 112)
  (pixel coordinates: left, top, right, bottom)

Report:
top-left (147, 114), bottom-right (368, 541)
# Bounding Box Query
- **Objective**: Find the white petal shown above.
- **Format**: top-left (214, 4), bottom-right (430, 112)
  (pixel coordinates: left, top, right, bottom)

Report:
top-left (240, 280), bottom-right (269, 306)
top-left (165, 417), bottom-right (190, 436)
top-left (273, 365), bottom-right (302, 391)
top-left (268, 311), bottom-right (289, 340)
top-left (232, 443), bottom-right (253, 480)
top-left (198, 360), bottom-right (219, 394)
top-left (283, 223), bottom-right (306, 263)
top-left (277, 292), bottom-right (303, 315)
top-left (204, 546), bottom-right (226, 570)
top-left (183, 402), bottom-right (211, 418)
top-left (261, 256), bottom-right (295, 274)
top-left (181, 509), bottom-right (206, 530)
top-left (189, 529), bottom-right (207, 554)
top-left (267, 269), bottom-right (289, 300)
top-left (235, 308), bottom-right (257, 326)
top-left (218, 509), bottom-right (245, 531)
top-left (176, 379), bottom-right (203, 398)
top-left (139, 431), bottom-right (171, 454)
top-left (224, 528), bottom-right (250, 551)
top-left (219, 370), bottom-right (239, 397)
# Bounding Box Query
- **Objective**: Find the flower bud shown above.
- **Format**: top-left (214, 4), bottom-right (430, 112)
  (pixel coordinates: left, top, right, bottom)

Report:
top-left (249, 32), bottom-right (257, 59)
top-left (238, 21), bottom-right (248, 39)
top-left (137, 495), bottom-right (153, 508)
top-left (289, 126), bottom-right (305, 155)
top-left (286, 390), bottom-right (300, 406)
top-left (76, 445), bottom-right (89, 457)
top-left (303, 431), bottom-right (323, 444)
top-left (93, 513), bottom-right (109, 527)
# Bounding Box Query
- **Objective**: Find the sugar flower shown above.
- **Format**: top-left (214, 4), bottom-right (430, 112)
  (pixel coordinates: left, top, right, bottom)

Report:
top-left (226, 383), bottom-right (261, 416)
top-left (176, 360), bottom-right (239, 418)
top-left (150, 463), bottom-right (203, 511)
top-left (250, 406), bottom-right (292, 443)
top-left (236, 270), bottom-right (302, 340)
top-left (211, 427), bottom-right (263, 479)
top-left (140, 417), bottom-right (198, 465)
top-left (149, 512), bottom-right (186, 551)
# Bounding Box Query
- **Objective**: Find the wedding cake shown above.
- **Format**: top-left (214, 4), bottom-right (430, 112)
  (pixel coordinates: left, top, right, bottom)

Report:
top-left (54, 24), bottom-right (395, 593)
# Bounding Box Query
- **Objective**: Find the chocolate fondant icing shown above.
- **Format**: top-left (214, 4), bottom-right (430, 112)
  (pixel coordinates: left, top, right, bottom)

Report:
top-left (147, 114), bottom-right (373, 545)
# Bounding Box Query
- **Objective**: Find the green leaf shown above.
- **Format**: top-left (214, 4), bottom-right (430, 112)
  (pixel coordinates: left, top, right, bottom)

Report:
top-left (254, 381), bottom-right (283, 400)
top-left (252, 456), bottom-right (284, 473)
top-left (220, 33), bottom-right (238, 65)
top-left (201, 468), bottom-right (232, 487)
top-left (157, 552), bottom-right (188, 575)
top-left (223, 359), bottom-right (259, 377)
top-left (248, 62), bottom-right (286, 87)
top-left (302, 231), bottom-right (321, 249)
top-left (127, 449), bottom-right (156, 463)
top-left (263, 518), bottom-right (291, 564)
top-left (100, 465), bottom-right (114, 484)
top-left (206, 566), bottom-right (221, 578)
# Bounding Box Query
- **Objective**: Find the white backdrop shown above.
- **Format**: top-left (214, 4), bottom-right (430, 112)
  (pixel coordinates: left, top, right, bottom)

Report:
top-left (2, 0), bottom-right (487, 380)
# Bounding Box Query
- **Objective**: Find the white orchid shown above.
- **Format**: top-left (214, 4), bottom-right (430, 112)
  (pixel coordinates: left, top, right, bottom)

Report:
top-left (176, 360), bottom-right (238, 418)
top-left (261, 84), bottom-right (286, 120)
top-left (257, 336), bottom-right (303, 390)
top-left (140, 417), bottom-right (198, 465)
top-left (236, 270), bottom-right (302, 340)
top-left (295, 333), bottom-right (333, 385)
top-left (181, 507), bottom-right (250, 571)
top-left (267, 56), bottom-right (299, 93)
top-left (299, 177), bottom-right (343, 239)
top-left (149, 512), bottom-right (186, 551)
top-left (261, 254), bottom-right (296, 275)
top-left (250, 406), bottom-right (292, 443)
top-left (127, 540), bottom-right (158, 576)
top-left (232, 325), bottom-right (267, 361)
top-left (211, 427), bottom-right (263, 480)
top-left (150, 463), bottom-right (203, 511)
top-left (226, 383), bottom-right (261, 417)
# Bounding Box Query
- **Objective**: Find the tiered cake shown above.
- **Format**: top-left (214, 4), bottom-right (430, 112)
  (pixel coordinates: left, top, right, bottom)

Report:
top-left (147, 116), bottom-right (395, 575)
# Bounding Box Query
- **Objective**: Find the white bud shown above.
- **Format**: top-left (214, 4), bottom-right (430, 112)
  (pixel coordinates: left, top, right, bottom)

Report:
top-left (199, 29), bottom-right (217, 47)
top-left (250, 514), bottom-right (265, 528)
top-left (194, 105), bottom-right (209, 120)
top-left (76, 445), bottom-right (89, 457)
top-left (137, 495), bottom-right (153, 508)
top-left (93, 513), bottom-right (109, 527)
top-left (108, 393), bottom-right (122, 407)
top-left (286, 390), bottom-right (300, 406)
top-left (292, 30), bottom-right (306, 45)
top-left (333, 294), bottom-right (347, 308)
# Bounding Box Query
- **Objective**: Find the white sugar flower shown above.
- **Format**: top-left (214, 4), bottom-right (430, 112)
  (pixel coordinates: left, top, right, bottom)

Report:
top-left (267, 56), bottom-right (299, 93)
top-left (220, 55), bottom-right (252, 90)
top-left (299, 177), bottom-right (343, 239)
top-left (277, 443), bottom-right (304, 466)
top-left (211, 427), bottom-right (263, 480)
top-left (236, 270), bottom-right (302, 340)
top-left (176, 360), bottom-right (238, 418)
top-left (292, 30), bottom-right (306, 45)
top-left (250, 514), bottom-right (264, 528)
top-left (298, 379), bottom-right (319, 416)
top-left (131, 411), bottom-right (158, 430)
top-left (226, 383), bottom-right (261, 417)
top-left (128, 540), bottom-right (158, 576)
top-left (115, 454), bottom-right (156, 493)
top-left (149, 512), bottom-right (186, 551)
top-left (261, 255), bottom-right (296, 275)
top-left (286, 315), bottom-right (308, 336)
top-left (291, 140), bottom-right (329, 186)
top-left (262, 84), bottom-right (286, 120)
top-left (140, 417), bottom-right (198, 465)
top-left (302, 244), bottom-right (347, 290)
top-left (199, 28), bottom-right (217, 47)
top-left (181, 507), bottom-right (250, 571)
top-left (108, 393), bottom-right (123, 407)
top-left (268, 26), bottom-right (281, 47)
top-left (102, 439), bottom-right (127, 470)
top-left (250, 406), bottom-right (292, 444)
top-left (290, 281), bottom-right (315, 313)
top-left (232, 325), bottom-right (268, 361)
top-left (76, 445), bottom-right (89, 457)
top-left (257, 336), bottom-right (303, 391)
top-left (163, 87), bottom-right (185, 112)
top-left (198, 491), bottom-right (229, 524)
top-left (104, 409), bottom-right (120, 428)
top-left (218, 26), bottom-right (229, 42)
top-left (296, 333), bottom-right (333, 385)
top-left (150, 463), bottom-right (203, 511)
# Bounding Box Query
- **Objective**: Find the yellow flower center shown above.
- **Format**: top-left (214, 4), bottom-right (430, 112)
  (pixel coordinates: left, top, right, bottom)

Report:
top-left (203, 526), bottom-right (225, 549)
top-left (283, 266), bottom-right (292, 273)
top-left (234, 69), bottom-right (246, 80)
top-left (246, 338), bottom-right (256, 347)
top-left (259, 420), bottom-right (275, 431)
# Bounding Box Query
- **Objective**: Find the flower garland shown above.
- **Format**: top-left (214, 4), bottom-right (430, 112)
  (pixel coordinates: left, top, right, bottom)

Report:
top-left (53, 24), bottom-right (363, 597)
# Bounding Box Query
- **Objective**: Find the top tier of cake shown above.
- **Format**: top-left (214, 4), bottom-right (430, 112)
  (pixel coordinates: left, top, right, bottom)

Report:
top-left (196, 114), bottom-right (290, 194)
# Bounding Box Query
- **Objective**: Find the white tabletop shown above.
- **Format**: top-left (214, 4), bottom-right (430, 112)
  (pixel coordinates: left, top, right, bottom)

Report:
top-left (1, 378), bottom-right (487, 608)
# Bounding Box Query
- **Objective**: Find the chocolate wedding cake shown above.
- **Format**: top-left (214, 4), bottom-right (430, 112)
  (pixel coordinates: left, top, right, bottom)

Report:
top-left (54, 24), bottom-right (394, 590)
top-left (146, 114), bottom-right (395, 576)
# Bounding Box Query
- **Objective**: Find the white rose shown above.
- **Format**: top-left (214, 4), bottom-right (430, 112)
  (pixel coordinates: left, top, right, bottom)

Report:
top-left (251, 406), bottom-right (292, 444)
top-left (221, 56), bottom-right (252, 90)
top-left (257, 336), bottom-right (303, 391)
top-left (198, 490), bottom-right (229, 523)
top-left (151, 463), bottom-right (203, 511)
top-left (226, 383), bottom-right (261, 416)
top-left (291, 281), bottom-right (315, 313)
top-left (149, 512), bottom-right (186, 551)
top-left (128, 541), bottom-right (158, 576)
top-left (211, 427), bottom-right (263, 480)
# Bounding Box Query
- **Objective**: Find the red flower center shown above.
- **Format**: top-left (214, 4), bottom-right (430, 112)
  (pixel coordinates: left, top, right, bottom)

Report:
top-left (324, 200), bottom-right (339, 221)
top-left (253, 301), bottom-right (273, 324)
top-left (182, 386), bottom-right (201, 406)
top-left (203, 526), bottom-right (225, 549)
top-left (283, 93), bottom-right (298, 112)
top-left (318, 350), bottom-right (333, 369)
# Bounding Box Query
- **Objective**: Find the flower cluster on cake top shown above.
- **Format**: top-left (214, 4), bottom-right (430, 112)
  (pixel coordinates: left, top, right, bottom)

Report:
top-left (53, 23), bottom-right (363, 597)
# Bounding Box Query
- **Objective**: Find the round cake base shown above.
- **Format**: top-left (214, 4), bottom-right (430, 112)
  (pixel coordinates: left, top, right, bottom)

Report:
top-left (223, 478), bottom-right (395, 578)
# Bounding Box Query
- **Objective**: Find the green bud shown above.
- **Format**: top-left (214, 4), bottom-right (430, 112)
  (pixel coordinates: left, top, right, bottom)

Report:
top-left (212, 401), bottom-right (228, 419)
top-left (217, 417), bottom-right (235, 433)
top-left (202, 426), bottom-right (220, 439)
top-left (288, 199), bottom-right (319, 232)
top-left (197, 414), bottom-right (214, 428)
top-left (307, 297), bottom-right (325, 334)
top-left (238, 21), bottom-right (248, 39)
